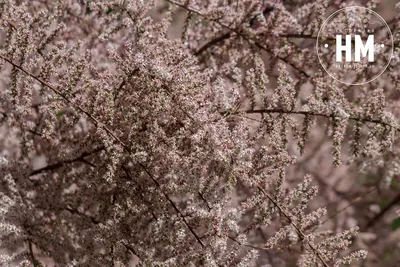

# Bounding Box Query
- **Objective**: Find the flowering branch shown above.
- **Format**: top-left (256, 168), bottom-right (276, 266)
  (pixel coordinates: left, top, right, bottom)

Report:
top-left (256, 185), bottom-right (330, 267)
top-left (226, 108), bottom-right (400, 132)
top-left (0, 54), bottom-right (207, 250)
top-left (137, 162), bottom-right (206, 248)
top-left (166, 0), bottom-right (310, 77)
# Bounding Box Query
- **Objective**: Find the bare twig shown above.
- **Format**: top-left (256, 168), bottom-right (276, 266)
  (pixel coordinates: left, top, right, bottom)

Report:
top-left (227, 235), bottom-right (271, 251)
top-left (194, 5), bottom-right (274, 56)
top-left (308, 187), bottom-right (378, 234)
top-left (29, 146), bottom-right (105, 176)
top-left (64, 207), bottom-right (100, 224)
top-left (28, 240), bottom-right (41, 267)
top-left (365, 192), bottom-right (400, 229)
top-left (198, 191), bottom-right (212, 211)
top-left (123, 243), bottom-right (141, 262)
top-left (0, 109), bottom-right (7, 120)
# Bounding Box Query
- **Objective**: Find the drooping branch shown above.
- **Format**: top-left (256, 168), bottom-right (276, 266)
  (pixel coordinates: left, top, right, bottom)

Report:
top-left (194, 32), bottom-right (232, 56)
top-left (224, 108), bottom-right (400, 133)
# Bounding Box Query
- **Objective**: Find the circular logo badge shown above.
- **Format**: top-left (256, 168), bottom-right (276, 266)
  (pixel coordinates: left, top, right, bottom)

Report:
top-left (317, 6), bottom-right (393, 85)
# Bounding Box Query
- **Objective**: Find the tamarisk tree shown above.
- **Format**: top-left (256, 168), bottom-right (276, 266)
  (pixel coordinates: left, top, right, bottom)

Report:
top-left (0, 0), bottom-right (399, 266)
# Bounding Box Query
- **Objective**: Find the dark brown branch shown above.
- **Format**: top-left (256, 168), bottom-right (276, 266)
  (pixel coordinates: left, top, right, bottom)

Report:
top-left (28, 240), bottom-right (41, 267)
top-left (122, 166), bottom-right (158, 220)
top-left (123, 243), bottom-right (141, 262)
top-left (137, 162), bottom-right (205, 248)
top-left (226, 109), bottom-right (400, 133)
top-left (198, 191), bottom-right (212, 211)
top-left (64, 207), bottom-right (100, 224)
top-left (194, 6), bottom-right (275, 56)
top-left (29, 146), bottom-right (105, 176)
top-left (365, 193), bottom-right (400, 229)
top-left (79, 158), bottom-right (97, 168)
top-left (280, 34), bottom-right (317, 39)
top-left (195, 6), bottom-right (274, 56)
top-left (194, 32), bottom-right (231, 56)
top-left (194, 33), bottom-right (318, 58)
top-left (0, 109), bottom-right (7, 119)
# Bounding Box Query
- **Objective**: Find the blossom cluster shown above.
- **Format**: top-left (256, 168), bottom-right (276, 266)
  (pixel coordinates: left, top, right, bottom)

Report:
top-left (1, 0), bottom-right (399, 266)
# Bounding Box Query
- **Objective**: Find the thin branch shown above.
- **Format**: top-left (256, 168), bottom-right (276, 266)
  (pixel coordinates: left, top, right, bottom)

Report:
top-left (0, 55), bottom-right (130, 152)
top-left (137, 162), bottom-right (205, 248)
top-left (28, 240), bottom-right (40, 267)
top-left (123, 243), bottom-right (141, 262)
top-left (64, 207), bottom-right (100, 224)
top-left (228, 233), bottom-right (297, 252)
top-left (365, 192), bottom-right (400, 229)
top-left (194, 5), bottom-right (274, 56)
top-left (280, 34), bottom-right (317, 39)
top-left (195, 32), bottom-right (231, 56)
top-left (226, 108), bottom-right (400, 133)
top-left (227, 235), bottom-right (271, 251)
top-left (29, 146), bottom-right (105, 176)
top-left (122, 166), bottom-right (158, 220)
top-left (256, 185), bottom-right (330, 267)
top-left (0, 109), bottom-right (7, 120)
top-left (325, 187), bottom-right (377, 226)
top-left (198, 191), bottom-right (212, 211)
top-left (309, 187), bottom-right (378, 234)
top-left (79, 158), bottom-right (97, 168)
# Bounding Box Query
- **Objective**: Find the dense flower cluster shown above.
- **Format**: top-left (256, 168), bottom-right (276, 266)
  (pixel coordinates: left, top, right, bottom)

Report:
top-left (0, 0), bottom-right (399, 266)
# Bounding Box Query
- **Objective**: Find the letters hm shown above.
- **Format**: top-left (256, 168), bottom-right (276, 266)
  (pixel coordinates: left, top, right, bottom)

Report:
top-left (335, 35), bottom-right (374, 62)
